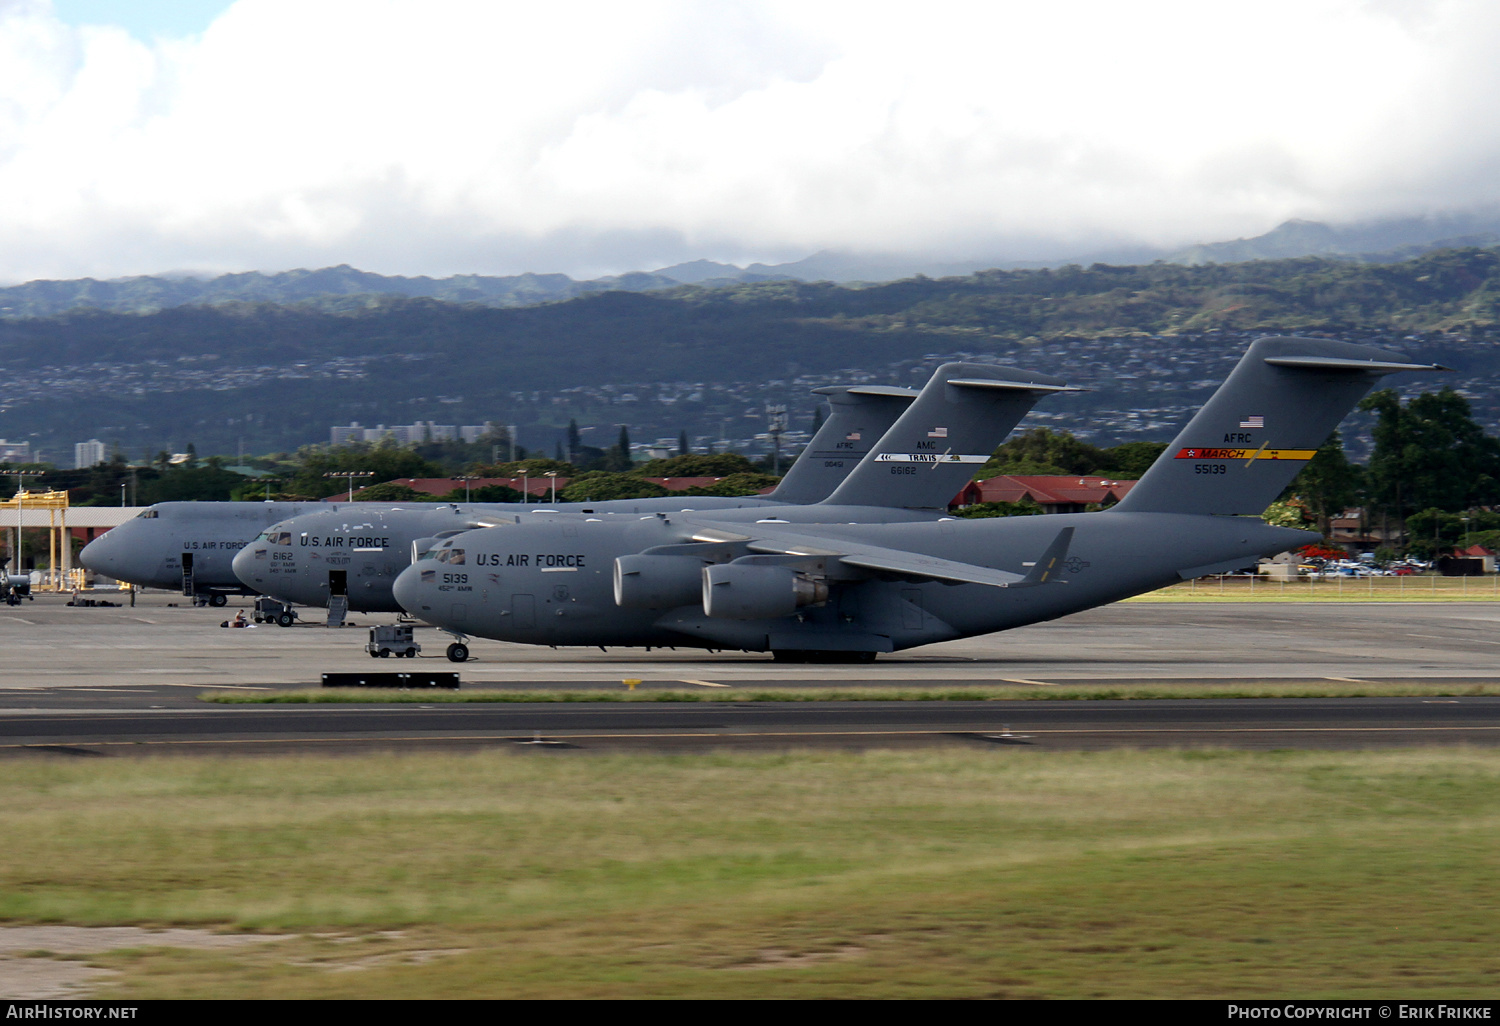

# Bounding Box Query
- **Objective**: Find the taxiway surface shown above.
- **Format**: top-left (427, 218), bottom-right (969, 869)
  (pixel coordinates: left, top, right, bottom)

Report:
top-left (4, 592), bottom-right (1499, 755)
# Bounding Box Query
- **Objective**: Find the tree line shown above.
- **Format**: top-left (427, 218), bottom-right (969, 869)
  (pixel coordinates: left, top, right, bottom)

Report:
top-left (7, 386), bottom-right (1497, 560)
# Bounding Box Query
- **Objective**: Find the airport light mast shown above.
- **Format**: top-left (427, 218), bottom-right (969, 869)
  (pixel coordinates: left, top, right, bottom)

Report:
top-left (0, 469), bottom-right (28, 571)
top-left (766, 405), bottom-right (788, 476)
top-left (324, 470), bottom-right (375, 500)
top-left (452, 475), bottom-right (480, 503)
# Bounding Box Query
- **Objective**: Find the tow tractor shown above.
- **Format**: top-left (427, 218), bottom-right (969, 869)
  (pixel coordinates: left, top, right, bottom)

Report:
top-left (1, 559), bottom-right (31, 606)
top-left (253, 596), bottom-right (299, 627)
top-left (362, 618), bottom-right (470, 662)
top-left (366, 624), bottom-right (421, 658)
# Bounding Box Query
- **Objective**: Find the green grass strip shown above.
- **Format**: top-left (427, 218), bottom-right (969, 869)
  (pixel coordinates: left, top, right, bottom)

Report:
top-left (4, 748), bottom-right (1500, 997)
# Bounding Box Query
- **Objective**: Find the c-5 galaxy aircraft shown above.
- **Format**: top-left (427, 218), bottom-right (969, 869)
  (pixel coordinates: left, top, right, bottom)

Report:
top-left (392, 337), bottom-right (1441, 662)
top-left (232, 363), bottom-right (1073, 617)
top-left (80, 380), bottom-right (921, 604)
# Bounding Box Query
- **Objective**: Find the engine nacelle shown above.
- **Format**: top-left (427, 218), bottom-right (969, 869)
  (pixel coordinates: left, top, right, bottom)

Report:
top-left (614, 554), bottom-right (705, 609)
top-left (701, 563), bottom-right (828, 620)
top-left (6, 574), bottom-right (30, 596)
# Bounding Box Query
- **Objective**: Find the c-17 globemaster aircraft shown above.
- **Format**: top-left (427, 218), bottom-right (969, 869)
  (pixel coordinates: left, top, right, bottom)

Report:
top-left (392, 337), bottom-right (1442, 662)
top-left (79, 501), bottom-right (350, 606)
top-left (232, 362), bottom-right (1074, 616)
top-left (79, 380), bottom-right (922, 604)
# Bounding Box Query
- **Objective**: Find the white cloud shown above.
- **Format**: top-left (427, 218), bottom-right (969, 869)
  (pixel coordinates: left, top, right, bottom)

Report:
top-left (2, 0), bottom-right (1500, 280)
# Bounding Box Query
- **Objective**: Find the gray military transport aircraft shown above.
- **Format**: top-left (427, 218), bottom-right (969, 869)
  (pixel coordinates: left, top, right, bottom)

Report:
top-left (231, 363), bottom-right (1074, 617)
top-left (391, 337), bottom-right (1442, 662)
top-left (79, 381), bottom-right (922, 604)
top-left (79, 501), bottom-right (347, 606)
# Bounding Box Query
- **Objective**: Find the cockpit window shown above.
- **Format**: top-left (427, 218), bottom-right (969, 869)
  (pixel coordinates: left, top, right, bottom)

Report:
top-left (258, 530), bottom-right (293, 546)
top-left (135, 509), bottom-right (159, 519)
top-left (435, 548), bottom-right (465, 565)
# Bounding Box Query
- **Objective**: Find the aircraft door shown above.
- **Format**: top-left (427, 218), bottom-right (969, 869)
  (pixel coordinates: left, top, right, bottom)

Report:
top-left (513, 594), bottom-right (535, 629)
top-left (180, 552), bottom-right (195, 596)
top-left (329, 570), bottom-right (348, 596)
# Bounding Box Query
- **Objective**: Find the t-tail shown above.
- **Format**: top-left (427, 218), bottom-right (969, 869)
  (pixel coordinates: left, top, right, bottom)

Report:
top-left (822, 362), bottom-right (1077, 509)
top-left (767, 385), bottom-right (918, 504)
top-left (1113, 336), bottom-right (1445, 516)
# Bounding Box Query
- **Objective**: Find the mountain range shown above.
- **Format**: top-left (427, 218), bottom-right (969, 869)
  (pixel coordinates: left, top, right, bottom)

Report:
top-left (8, 211), bottom-right (1500, 319)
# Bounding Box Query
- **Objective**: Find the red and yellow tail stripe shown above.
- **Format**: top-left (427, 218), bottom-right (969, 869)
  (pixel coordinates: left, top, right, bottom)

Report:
top-left (1174, 446), bottom-right (1317, 462)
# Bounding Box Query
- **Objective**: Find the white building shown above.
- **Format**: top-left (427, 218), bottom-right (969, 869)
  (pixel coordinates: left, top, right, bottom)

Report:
top-left (331, 421), bottom-right (497, 446)
top-left (74, 439), bottom-right (108, 469)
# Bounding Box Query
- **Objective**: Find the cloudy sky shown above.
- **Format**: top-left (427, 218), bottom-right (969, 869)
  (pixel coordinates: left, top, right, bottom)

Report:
top-left (3, 0), bottom-right (1500, 282)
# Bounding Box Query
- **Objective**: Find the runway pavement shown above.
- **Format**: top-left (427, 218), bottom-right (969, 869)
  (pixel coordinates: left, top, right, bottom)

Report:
top-left (2, 692), bottom-right (1498, 756)
top-left (4, 591), bottom-right (1500, 754)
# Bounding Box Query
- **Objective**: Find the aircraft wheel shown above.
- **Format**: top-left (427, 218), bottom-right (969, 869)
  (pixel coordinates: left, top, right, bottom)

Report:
top-left (446, 643), bottom-right (469, 663)
top-left (277, 613), bottom-right (294, 627)
top-left (209, 594), bottom-right (228, 608)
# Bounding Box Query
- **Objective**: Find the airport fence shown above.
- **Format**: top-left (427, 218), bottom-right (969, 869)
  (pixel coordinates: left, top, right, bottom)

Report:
top-left (1140, 572), bottom-right (1500, 601)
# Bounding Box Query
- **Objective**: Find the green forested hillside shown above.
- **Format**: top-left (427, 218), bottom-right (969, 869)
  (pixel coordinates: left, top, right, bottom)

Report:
top-left (3, 247), bottom-right (1499, 458)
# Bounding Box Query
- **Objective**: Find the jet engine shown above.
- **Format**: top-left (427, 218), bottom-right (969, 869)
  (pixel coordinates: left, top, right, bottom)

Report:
top-left (701, 563), bottom-right (828, 620)
top-left (613, 554), bottom-right (706, 610)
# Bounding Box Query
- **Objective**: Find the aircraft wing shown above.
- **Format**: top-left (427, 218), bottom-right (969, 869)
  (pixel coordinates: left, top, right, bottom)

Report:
top-left (705, 526), bottom-right (1074, 589)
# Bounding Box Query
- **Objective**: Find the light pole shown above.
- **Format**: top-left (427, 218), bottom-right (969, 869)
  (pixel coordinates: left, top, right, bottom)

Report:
top-left (324, 470), bottom-right (375, 499)
top-left (1, 470), bottom-right (30, 572)
top-left (545, 471), bottom-right (558, 504)
top-left (766, 405), bottom-right (788, 476)
top-left (452, 475), bottom-right (480, 503)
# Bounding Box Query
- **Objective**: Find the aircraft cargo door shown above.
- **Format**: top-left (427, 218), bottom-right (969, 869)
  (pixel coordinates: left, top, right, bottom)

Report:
top-left (513, 594), bottom-right (535, 629)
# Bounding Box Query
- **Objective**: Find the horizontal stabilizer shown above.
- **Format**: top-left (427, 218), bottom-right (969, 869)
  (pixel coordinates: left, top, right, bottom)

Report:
top-left (944, 378), bottom-right (1083, 393)
top-left (1262, 356), bottom-right (1450, 373)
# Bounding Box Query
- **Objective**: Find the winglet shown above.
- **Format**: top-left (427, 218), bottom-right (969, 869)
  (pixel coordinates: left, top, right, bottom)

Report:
top-left (1015, 527), bottom-right (1074, 587)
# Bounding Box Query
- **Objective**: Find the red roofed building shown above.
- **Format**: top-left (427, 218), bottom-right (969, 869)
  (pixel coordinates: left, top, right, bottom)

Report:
top-left (951, 475), bottom-right (1138, 514)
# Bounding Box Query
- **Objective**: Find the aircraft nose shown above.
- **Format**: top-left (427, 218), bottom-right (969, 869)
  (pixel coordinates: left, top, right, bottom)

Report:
top-left (231, 545), bottom-right (261, 588)
top-left (79, 533), bottom-right (119, 574)
top-left (392, 563), bottom-right (429, 616)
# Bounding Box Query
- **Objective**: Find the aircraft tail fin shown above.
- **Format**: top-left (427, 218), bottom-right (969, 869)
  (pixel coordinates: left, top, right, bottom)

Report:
top-left (822, 362), bottom-right (1076, 509)
top-left (767, 385), bottom-right (918, 504)
top-left (1113, 336), bottom-right (1445, 516)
